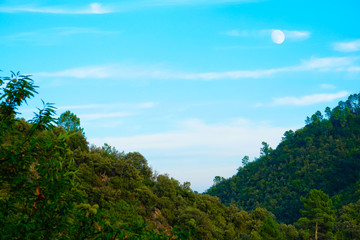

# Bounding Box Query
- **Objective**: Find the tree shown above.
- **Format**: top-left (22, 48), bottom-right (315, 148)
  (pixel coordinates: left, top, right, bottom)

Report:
top-left (282, 130), bottom-right (294, 142)
top-left (260, 141), bottom-right (272, 157)
top-left (297, 189), bottom-right (335, 240)
top-left (124, 152), bottom-right (153, 179)
top-left (213, 176), bottom-right (225, 185)
top-left (313, 111), bottom-right (324, 123)
top-left (58, 110), bottom-right (84, 134)
top-left (259, 216), bottom-right (282, 240)
top-left (335, 200), bottom-right (360, 239)
top-left (0, 71), bottom-right (38, 121)
top-left (324, 107), bottom-right (332, 120)
top-left (345, 93), bottom-right (360, 115)
top-left (305, 111), bottom-right (323, 125)
top-left (0, 72), bottom-right (120, 239)
top-left (0, 72), bottom-right (75, 238)
top-left (242, 155), bottom-right (249, 167)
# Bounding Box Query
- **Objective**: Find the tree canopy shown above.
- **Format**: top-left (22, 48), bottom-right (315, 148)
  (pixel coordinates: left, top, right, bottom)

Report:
top-left (297, 189), bottom-right (335, 240)
top-left (58, 110), bottom-right (84, 134)
top-left (207, 93), bottom-right (360, 231)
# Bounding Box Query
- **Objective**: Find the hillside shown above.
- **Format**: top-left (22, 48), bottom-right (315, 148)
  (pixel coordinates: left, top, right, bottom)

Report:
top-left (206, 93), bottom-right (360, 224)
top-left (0, 73), bottom-right (301, 239)
top-left (2, 72), bottom-right (360, 239)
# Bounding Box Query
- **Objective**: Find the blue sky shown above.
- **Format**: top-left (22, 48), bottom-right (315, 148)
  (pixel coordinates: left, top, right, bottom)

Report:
top-left (1, 0), bottom-right (360, 192)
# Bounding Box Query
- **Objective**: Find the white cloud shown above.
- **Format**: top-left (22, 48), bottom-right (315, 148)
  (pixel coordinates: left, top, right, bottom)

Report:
top-left (35, 56), bottom-right (360, 81)
top-left (58, 101), bottom-right (157, 111)
top-left (96, 120), bottom-right (124, 129)
top-left (183, 68), bottom-right (286, 80)
top-left (79, 112), bottom-right (132, 121)
top-left (0, 3), bottom-right (112, 14)
top-left (58, 104), bottom-right (104, 111)
top-left (37, 64), bottom-right (288, 80)
top-left (224, 30), bottom-right (241, 37)
top-left (347, 66), bottom-right (360, 72)
top-left (299, 56), bottom-right (358, 71)
top-left (57, 102), bottom-right (156, 124)
top-left (36, 64), bottom-right (179, 79)
top-left (271, 91), bottom-right (349, 106)
top-left (90, 118), bottom-right (287, 156)
top-left (320, 84), bottom-right (336, 90)
top-left (89, 118), bottom-right (292, 192)
top-left (283, 30), bottom-right (310, 40)
top-left (142, 0), bottom-right (260, 7)
top-left (333, 39), bottom-right (360, 52)
top-left (55, 27), bottom-right (117, 36)
top-left (251, 102), bottom-right (265, 108)
top-left (0, 0), bottom-right (261, 14)
top-left (223, 29), bottom-right (269, 38)
top-left (138, 102), bottom-right (157, 108)
top-left (224, 29), bottom-right (310, 41)
top-left (88, 3), bottom-right (109, 14)
top-left (0, 27), bottom-right (118, 45)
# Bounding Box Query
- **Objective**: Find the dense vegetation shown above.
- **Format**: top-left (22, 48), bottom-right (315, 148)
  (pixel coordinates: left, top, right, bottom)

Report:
top-left (207, 92), bottom-right (360, 238)
top-left (1, 71), bottom-right (360, 239)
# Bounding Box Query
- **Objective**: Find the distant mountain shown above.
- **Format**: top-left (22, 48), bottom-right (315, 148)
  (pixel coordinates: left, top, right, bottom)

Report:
top-left (206, 93), bottom-right (360, 224)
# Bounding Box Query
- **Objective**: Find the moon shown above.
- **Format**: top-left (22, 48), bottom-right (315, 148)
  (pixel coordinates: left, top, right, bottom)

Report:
top-left (271, 30), bottom-right (285, 44)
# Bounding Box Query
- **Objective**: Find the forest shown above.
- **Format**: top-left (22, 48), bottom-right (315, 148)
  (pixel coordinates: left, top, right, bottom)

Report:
top-left (1, 72), bottom-right (360, 239)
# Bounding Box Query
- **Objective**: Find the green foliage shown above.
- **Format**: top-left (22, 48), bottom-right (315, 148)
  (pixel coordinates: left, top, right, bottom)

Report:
top-left (259, 216), bottom-right (282, 240)
top-left (335, 200), bottom-right (360, 239)
top-left (2, 71), bottom-right (267, 239)
top-left (260, 141), bottom-right (272, 157)
top-left (58, 110), bottom-right (84, 134)
top-left (213, 176), bottom-right (225, 186)
top-left (0, 72), bottom-right (166, 239)
top-left (124, 152), bottom-right (153, 180)
top-left (0, 71), bottom-right (38, 119)
top-left (297, 189), bottom-right (335, 240)
top-left (0, 73), bottom-right (78, 239)
top-left (207, 93), bottom-right (360, 224)
top-left (242, 155), bottom-right (250, 167)
top-left (2, 71), bottom-right (360, 239)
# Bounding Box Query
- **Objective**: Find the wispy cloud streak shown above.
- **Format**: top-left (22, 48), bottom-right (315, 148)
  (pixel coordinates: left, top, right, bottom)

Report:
top-left (0, 0), bottom-right (260, 14)
top-left (1, 27), bottom-right (118, 45)
top-left (79, 112), bottom-right (132, 121)
top-left (0, 3), bottom-right (112, 14)
top-left (333, 39), bottom-right (360, 52)
top-left (58, 102), bottom-right (156, 111)
top-left (298, 56), bottom-right (359, 71)
top-left (223, 29), bottom-right (310, 41)
top-left (35, 56), bottom-right (360, 81)
top-left (283, 30), bottom-right (310, 40)
top-left (136, 0), bottom-right (261, 7)
top-left (271, 91), bottom-right (349, 106)
top-left (320, 84), bottom-right (336, 90)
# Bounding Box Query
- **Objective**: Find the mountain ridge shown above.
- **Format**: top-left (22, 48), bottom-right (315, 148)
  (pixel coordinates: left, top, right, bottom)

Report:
top-left (206, 93), bottom-right (360, 224)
